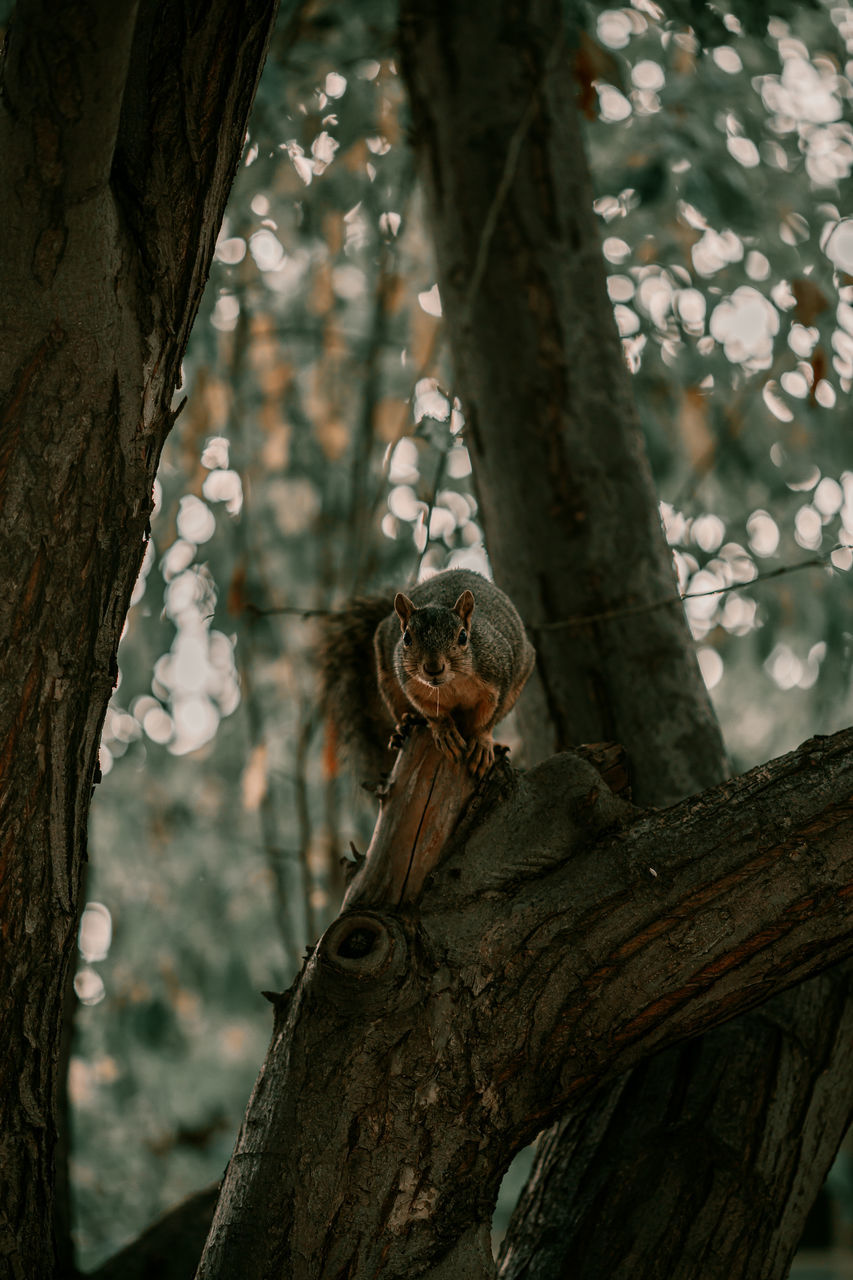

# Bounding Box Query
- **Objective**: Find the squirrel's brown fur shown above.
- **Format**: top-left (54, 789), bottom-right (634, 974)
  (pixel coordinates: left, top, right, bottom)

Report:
top-left (321, 569), bottom-right (535, 780)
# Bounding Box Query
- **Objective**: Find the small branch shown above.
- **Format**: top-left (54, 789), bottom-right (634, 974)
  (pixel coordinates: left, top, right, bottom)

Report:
top-left (225, 307), bottom-right (305, 977)
top-left (237, 603), bottom-right (333, 619)
top-left (230, 547), bottom-right (846, 627)
top-left (293, 705), bottom-right (321, 941)
top-left (535, 548), bottom-right (845, 632)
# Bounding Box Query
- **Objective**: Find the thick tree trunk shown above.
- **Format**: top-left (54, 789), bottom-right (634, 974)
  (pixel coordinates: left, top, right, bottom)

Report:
top-left (197, 726), bottom-right (853, 1280)
top-left (397, 0), bottom-right (725, 803)
top-left (396, 2), bottom-right (853, 1277)
top-left (0, 2), bottom-right (278, 1275)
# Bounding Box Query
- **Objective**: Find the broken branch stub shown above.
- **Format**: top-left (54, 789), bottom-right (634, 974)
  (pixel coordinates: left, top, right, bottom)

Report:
top-left (343, 728), bottom-right (479, 909)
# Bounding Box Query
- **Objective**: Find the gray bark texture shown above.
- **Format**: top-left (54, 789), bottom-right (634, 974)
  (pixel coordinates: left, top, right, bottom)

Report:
top-left (196, 726), bottom-right (853, 1280)
top-left (0, 1), bottom-right (279, 1275)
top-left (396, 2), bottom-right (853, 1278)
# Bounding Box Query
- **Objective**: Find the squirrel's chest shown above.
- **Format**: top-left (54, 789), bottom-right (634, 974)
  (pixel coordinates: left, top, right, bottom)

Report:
top-left (405, 670), bottom-right (496, 723)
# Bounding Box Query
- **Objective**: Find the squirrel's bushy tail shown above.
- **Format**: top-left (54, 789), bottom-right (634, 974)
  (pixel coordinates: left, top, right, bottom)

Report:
top-left (319, 595), bottom-right (396, 783)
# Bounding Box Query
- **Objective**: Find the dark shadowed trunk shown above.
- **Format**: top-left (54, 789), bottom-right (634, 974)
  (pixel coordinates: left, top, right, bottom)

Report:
top-left (0, 1), bottom-right (279, 1274)
top-left (501, 967), bottom-right (853, 1280)
top-left (396, 2), bottom-right (853, 1278)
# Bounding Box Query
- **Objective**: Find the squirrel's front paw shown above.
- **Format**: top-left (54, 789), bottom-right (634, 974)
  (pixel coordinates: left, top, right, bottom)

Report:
top-left (466, 732), bottom-right (495, 779)
top-left (388, 711), bottom-right (426, 751)
top-left (430, 720), bottom-right (466, 764)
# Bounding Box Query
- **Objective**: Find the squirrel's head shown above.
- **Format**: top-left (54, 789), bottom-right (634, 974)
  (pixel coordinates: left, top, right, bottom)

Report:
top-left (394, 589), bottom-right (475, 687)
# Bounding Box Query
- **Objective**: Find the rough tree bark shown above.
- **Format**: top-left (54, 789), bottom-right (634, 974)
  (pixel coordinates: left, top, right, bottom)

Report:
top-left (0, 1), bottom-right (279, 1275)
top-left (396, 1), bottom-right (853, 1278)
top-left (196, 725), bottom-right (853, 1280)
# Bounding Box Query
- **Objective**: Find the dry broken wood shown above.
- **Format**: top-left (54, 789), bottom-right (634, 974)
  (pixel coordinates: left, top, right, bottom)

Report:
top-left (343, 729), bottom-right (480, 909)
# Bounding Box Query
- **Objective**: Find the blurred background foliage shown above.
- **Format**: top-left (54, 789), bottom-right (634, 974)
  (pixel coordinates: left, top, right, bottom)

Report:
top-left (70, 0), bottom-right (853, 1270)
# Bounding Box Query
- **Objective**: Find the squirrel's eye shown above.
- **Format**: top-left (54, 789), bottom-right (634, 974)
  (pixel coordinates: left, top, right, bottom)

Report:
top-left (403, 630), bottom-right (413, 647)
top-left (458, 629), bottom-right (468, 646)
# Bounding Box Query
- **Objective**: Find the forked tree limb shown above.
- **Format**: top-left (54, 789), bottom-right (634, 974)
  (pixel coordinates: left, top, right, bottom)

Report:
top-left (343, 731), bottom-right (479, 909)
top-left (197, 724), bottom-right (853, 1280)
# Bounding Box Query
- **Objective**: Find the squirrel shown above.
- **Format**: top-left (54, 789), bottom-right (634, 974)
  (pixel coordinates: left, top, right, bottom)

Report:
top-left (320, 569), bottom-right (536, 780)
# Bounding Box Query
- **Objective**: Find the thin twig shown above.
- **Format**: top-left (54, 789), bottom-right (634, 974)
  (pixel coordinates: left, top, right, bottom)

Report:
top-left (243, 603), bottom-right (334, 619)
top-left (535, 548), bottom-right (846, 632)
top-left (243, 548), bottom-right (849, 629)
top-left (292, 704), bottom-right (320, 942)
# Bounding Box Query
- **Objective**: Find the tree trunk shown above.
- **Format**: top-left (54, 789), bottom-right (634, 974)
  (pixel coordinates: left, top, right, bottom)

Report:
top-left (396, 1), bottom-right (853, 1277)
top-left (397, 0), bottom-right (725, 802)
top-left (0, 2), bottom-right (279, 1274)
top-left (398, 0), bottom-right (727, 806)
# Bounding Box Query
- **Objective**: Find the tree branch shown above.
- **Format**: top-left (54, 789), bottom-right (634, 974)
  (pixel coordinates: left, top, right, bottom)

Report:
top-left (87, 1185), bottom-right (219, 1280)
top-left (499, 965), bottom-right (853, 1280)
top-left (197, 725), bottom-right (853, 1279)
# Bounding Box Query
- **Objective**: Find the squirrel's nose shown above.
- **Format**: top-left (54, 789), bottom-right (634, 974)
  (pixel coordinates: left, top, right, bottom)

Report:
top-left (423, 659), bottom-right (446, 677)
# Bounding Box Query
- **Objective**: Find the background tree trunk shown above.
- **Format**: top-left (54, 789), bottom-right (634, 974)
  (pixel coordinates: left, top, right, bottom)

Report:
top-left (0, 2), bottom-right (279, 1274)
top-left (398, 0), bottom-right (726, 806)
top-left (397, 2), bottom-right (853, 1277)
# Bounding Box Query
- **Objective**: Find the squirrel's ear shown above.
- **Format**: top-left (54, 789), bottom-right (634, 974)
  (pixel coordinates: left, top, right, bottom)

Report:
top-left (394, 593), bottom-right (415, 628)
top-left (453, 590), bottom-right (475, 629)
